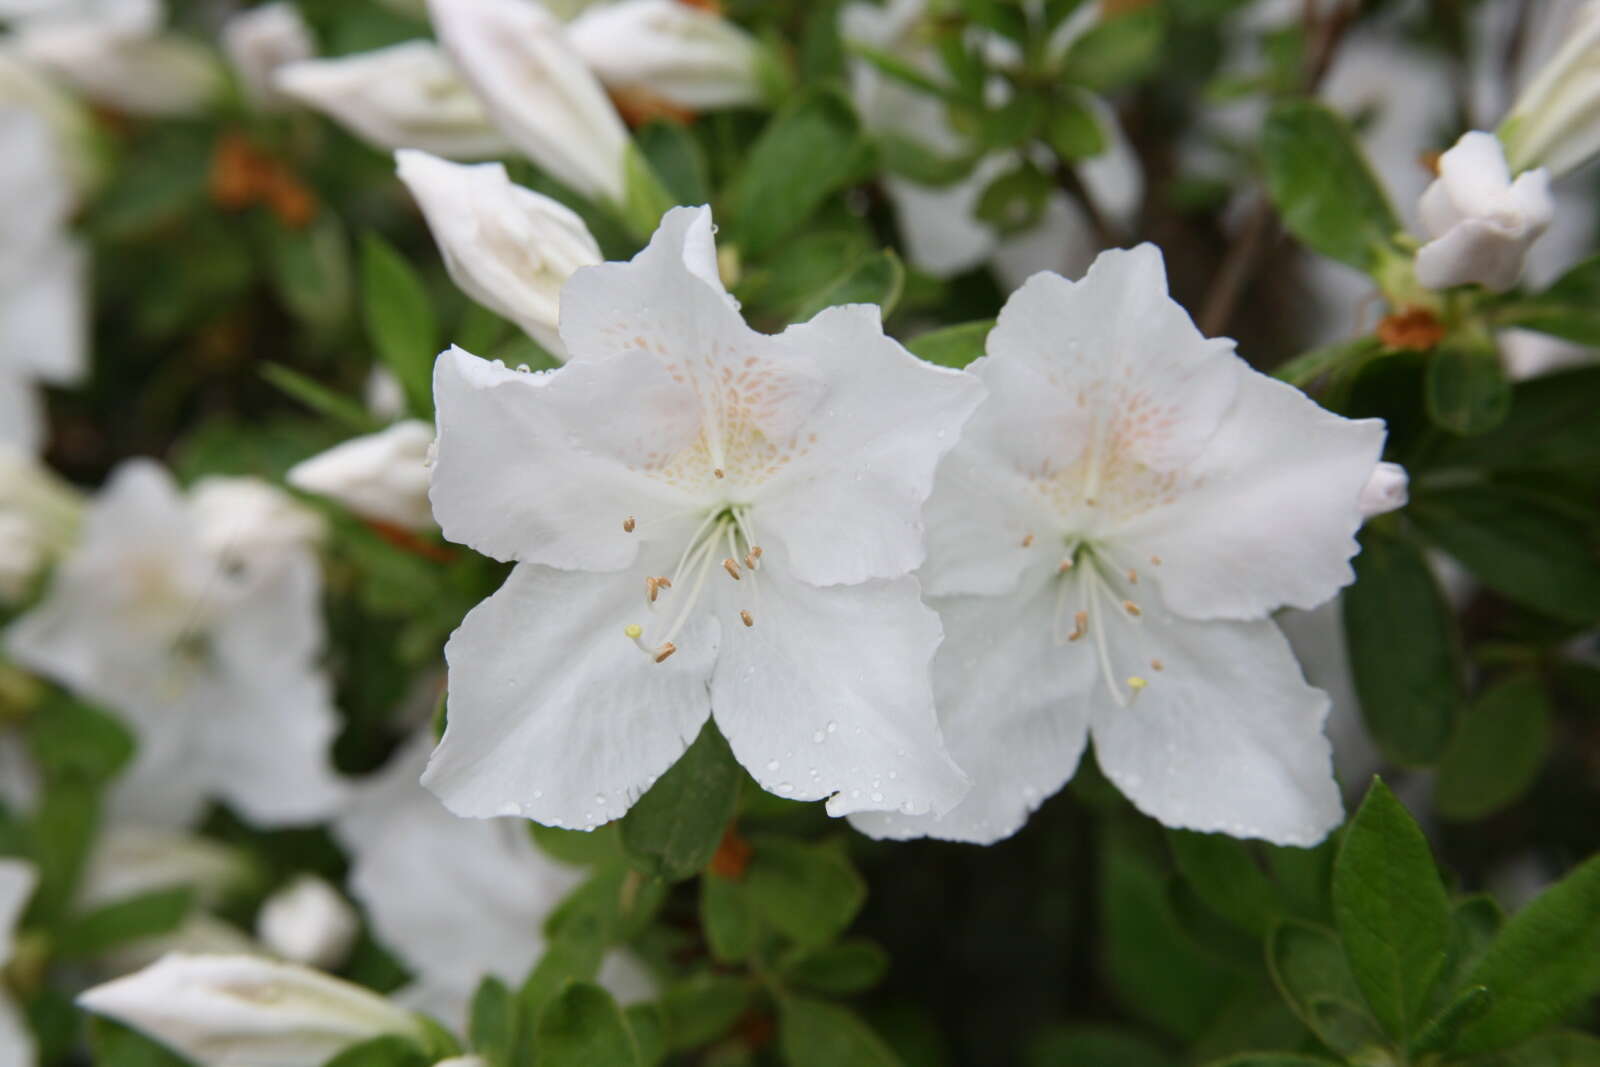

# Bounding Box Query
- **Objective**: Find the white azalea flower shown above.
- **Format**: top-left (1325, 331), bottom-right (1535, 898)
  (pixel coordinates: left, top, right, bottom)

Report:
top-left (336, 732), bottom-right (653, 1026)
top-left (0, 52), bottom-right (102, 196)
top-left (257, 875), bottom-right (358, 972)
top-left (78, 825), bottom-right (251, 911)
top-left (427, 0), bottom-right (630, 204)
top-left (424, 205), bottom-right (982, 829)
top-left (395, 149), bottom-right (602, 358)
top-left (1500, 0), bottom-right (1600, 177)
top-left (1416, 131), bottom-right (1553, 293)
top-left (13, 13), bottom-right (222, 117)
top-left (0, 858), bottom-right (37, 1067)
top-left (5, 461), bottom-right (346, 828)
top-left (288, 419), bottom-right (437, 531)
top-left (78, 953), bottom-right (427, 1067)
top-left (567, 0), bottom-right (764, 111)
top-left (0, 446), bottom-right (81, 599)
top-left (273, 42), bottom-right (513, 160)
top-left (852, 245), bottom-right (1385, 847)
top-left (221, 1), bottom-right (314, 112)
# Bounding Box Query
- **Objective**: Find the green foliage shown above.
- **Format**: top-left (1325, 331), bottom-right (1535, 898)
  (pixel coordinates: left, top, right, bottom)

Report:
top-left (1434, 675), bottom-right (1551, 821)
top-left (621, 720), bottom-right (741, 882)
top-left (359, 231), bottom-right (437, 418)
top-left (534, 982), bottom-right (644, 1067)
top-left (779, 994), bottom-right (902, 1067)
top-left (1427, 341), bottom-right (1512, 435)
top-left (743, 836), bottom-right (867, 948)
top-left (906, 319), bottom-right (994, 368)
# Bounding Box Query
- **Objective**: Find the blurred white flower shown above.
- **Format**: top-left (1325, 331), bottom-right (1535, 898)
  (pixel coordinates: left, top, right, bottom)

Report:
top-left (288, 419), bottom-right (436, 532)
top-left (335, 732), bottom-right (653, 1026)
top-left (1358, 461), bottom-right (1409, 518)
top-left (1500, 0), bottom-right (1600, 177)
top-left (423, 205), bottom-right (981, 829)
top-left (5, 461), bottom-right (347, 828)
top-left (567, 0), bottom-right (764, 111)
top-left (364, 367), bottom-right (408, 423)
top-left (1416, 131), bottom-right (1553, 292)
top-left (852, 246), bottom-right (1384, 847)
top-left (0, 858), bottom-right (37, 1067)
top-left (0, 107), bottom-right (86, 456)
top-left (256, 875), bottom-right (358, 972)
top-left (274, 41), bottom-right (513, 160)
top-left (78, 953), bottom-right (426, 1067)
top-left (1499, 327), bottom-right (1596, 380)
top-left (0, 446), bottom-right (81, 599)
top-left (428, 0), bottom-right (629, 203)
top-left (0, 52), bottom-right (101, 196)
top-left (78, 825), bottom-right (251, 911)
top-left (222, 1), bottom-right (314, 111)
top-left (188, 475), bottom-right (326, 568)
top-left (396, 149), bottom-right (602, 358)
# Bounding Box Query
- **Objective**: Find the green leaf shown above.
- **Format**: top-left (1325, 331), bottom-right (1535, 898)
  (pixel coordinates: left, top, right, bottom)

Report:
top-left (269, 212), bottom-right (352, 333)
top-left (89, 1017), bottom-right (198, 1067)
top-left (260, 364), bottom-right (380, 434)
top-left (726, 88), bottom-right (871, 256)
top-left (517, 920), bottom-right (605, 1042)
top-left (470, 976), bottom-right (515, 1067)
top-left (530, 823), bottom-right (623, 867)
top-left (619, 141), bottom-right (679, 241)
top-left (1426, 342), bottom-right (1512, 435)
top-left (659, 973), bottom-right (752, 1052)
top-left (975, 159), bottom-right (1052, 235)
top-left (533, 982), bottom-right (642, 1067)
top-left (700, 870), bottom-right (757, 963)
top-left (321, 1035), bottom-right (430, 1067)
top-left (1200, 1057), bottom-right (1341, 1067)
top-left (359, 232), bottom-right (437, 418)
top-left (1167, 831), bottom-right (1284, 936)
top-left (778, 994), bottom-right (901, 1067)
top-left (793, 250), bottom-right (905, 323)
top-left (1044, 91), bottom-right (1107, 162)
top-left (1433, 674), bottom-right (1550, 820)
top-left (744, 837), bottom-right (866, 948)
top-left (620, 720), bottom-right (741, 882)
top-left (54, 887), bottom-right (194, 958)
top-left (906, 319), bottom-right (994, 369)
top-left (1262, 100), bottom-right (1400, 272)
top-left (1265, 919), bottom-right (1386, 1057)
top-left (624, 1003), bottom-right (666, 1067)
top-left (1428, 895), bottom-right (1505, 1019)
top-left (1028, 1024), bottom-right (1175, 1066)
top-left (781, 938), bottom-right (891, 994)
top-left (25, 778), bottom-right (102, 927)
top-left (1424, 365), bottom-right (1600, 473)
top-left (1332, 778), bottom-right (1452, 1042)
top-left (25, 698), bottom-right (132, 784)
top-left (1410, 486), bottom-right (1600, 625)
top-left (1059, 5), bottom-right (1165, 92)
top-left (1411, 985), bottom-right (1493, 1057)
top-left (634, 120), bottom-right (710, 207)
top-left (1495, 253), bottom-right (1600, 344)
top-left (1470, 1030), bottom-right (1600, 1066)
top-left (1343, 531), bottom-right (1462, 765)
top-left (1454, 854), bottom-right (1600, 1053)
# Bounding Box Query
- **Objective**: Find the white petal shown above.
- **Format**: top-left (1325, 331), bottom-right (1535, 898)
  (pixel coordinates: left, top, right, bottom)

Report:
top-left (221, 2), bottom-right (315, 111)
top-left (424, 560), bottom-right (717, 828)
top-left (1117, 370), bottom-right (1384, 619)
top-left (256, 876), bottom-right (359, 972)
top-left (1416, 217), bottom-right (1538, 292)
top-left (708, 553), bottom-right (967, 819)
top-left (0, 238), bottom-right (87, 387)
top-left (1090, 613), bottom-right (1342, 847)
top-left (429, 345), bottom-right (703, 570)
top-left (850, 568), bottom-right (1096, 843)
top-left (0, 374), bottom-right (42, 455)
top-left (753, 303), bottom-right (984, 586)
top-left (568, 0), bottom-right (764, 110)
top-left (1436, 130), bottom-right (1514, 216)
top-left (287, 420), bottom-right (436, 531)
top-left (883, 171), bottom-right (1000, 279)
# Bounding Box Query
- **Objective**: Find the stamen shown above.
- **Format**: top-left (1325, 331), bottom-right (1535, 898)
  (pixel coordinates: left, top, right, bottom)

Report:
top-left (1021, 533), bottom-right (1035, 548)
top-left (722, 557), bottom-right (742, 580)
top-left (1126, 568), bottom-right (1138, 584)
top-left (1058, 558), bottom-right (1075, 574)
top-left (1150, 554), bottom-right (1162, 566)
top-left (1151, 658), bottom-right (1164, 671)
top-left (713, 468), bottom-right (725, 479)
top-left (744, 545), bottom-right (762, 569)
top-left (1069, 611), bottom-right (1087, 641)
top-left (740, 610), bottom-right (753, 627)
top-left (656, 576), bottom-right (672, 589)
top-left (1122, 599), bottom-right (1141, 617)
top-left (646, 577), bottom-right (660, 603)
top-left (623, 516), bottom-right (636, 533)
top-left (624, 624), bottom-right (642, 639)
top-left (654, 642), bottom-right (677, 663)
top-left (1085, 497), bottom-right (1098, 507)
top-left (1127, 675), bottom-right (1147, 692)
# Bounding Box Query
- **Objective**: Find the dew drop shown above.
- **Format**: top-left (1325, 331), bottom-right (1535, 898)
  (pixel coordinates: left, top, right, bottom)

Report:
top-left (765, 759), bottom-right (780, 771)
top-left (826, 721), bottom-right (838, 734)
top-left (811, 730), bottom-right (825, 743)
top-left (593, 793), bottom-right (607, 806)
top-left (532, 789), bottom-right (544, 799)
top-left (777, 781), bottom-right (794, 794)
top-left (871, 791), bottom-right (884, 803)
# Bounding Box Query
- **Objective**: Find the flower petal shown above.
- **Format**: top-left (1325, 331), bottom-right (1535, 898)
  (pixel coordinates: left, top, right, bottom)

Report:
top-left (708, 549), bottom-right (966, 818)
top-left (753, 303), bottom-right (984, 586)
top-left (1089, 612), bottom-right (1342, 847)
top-left (423, 560), bottom-right (717, 828)
top-left (850, 566), bottom-right (1096, 843)
top-left (1117, 370), bottom-right (1384, 619)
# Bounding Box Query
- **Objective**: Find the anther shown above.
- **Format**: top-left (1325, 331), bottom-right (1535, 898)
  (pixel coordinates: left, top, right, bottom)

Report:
top-left (722, 558), bottom-right (742, 580)
top-left (624, 624), bottom-right (642, 639)
top-left (1150, 554), bottom-right (1163, 566)
top-left (623, 517), bottom-right (636, 533)
top-left (654, 642), bottom-right (677, 663)
top-left (713, 468), bottom-right (725, 479)
top-left (1085, 496), bottom-right (1098, 507)
top-left (1021, 533), bottom-right (1035, 548)
top-left (740, 610), bottom-right (753, 627)
top-left (1068, 611), bottom-right (1087, 641)
top-left (1122, 600), bottom-right (1141, 617)
top-left (1127, 675), bottom-right (1148, 692)
top-left (646, 577), bottom-right (660, 602)
top-left (1058, 558), bottom-right (1075, 574)
top-left (1151, 658), bottom-right (1164, 672)
top-left (1126, 569), bottom-right (1138, 584)
top-left (744, 548), bottom-right (761, 569)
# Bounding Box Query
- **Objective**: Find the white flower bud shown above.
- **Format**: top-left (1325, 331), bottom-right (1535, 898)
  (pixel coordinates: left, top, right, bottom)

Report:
top-left (1501, 1), bottom-right (1600, 178)
top-left (78, 954), bottom-right (426, 1067)
top-left (222, 2), bottom-right (315, 111)
top-left (274, 42), bottom-right (513, 160)
top-left (257, 876), bottom-right (359, 972)
top-left (189, 476), bottom-right (325, 568)
top-left (567, 0), bottom-right (764, 111)
top-left (428, 0), bottom-right (630, 204)
top-left (365, 368), bottom-right (409, 423)
top-left (287, 420), bottom-right (437, 531)
top-left (15, 22), bottom-right (223, 117)
top-left (1415, 132), bottom-right (1553, 292)
top-left (0, 446), bottom-right (82, 600)
top-left (1358, 461), bottom-right (1408, 519)
top-left (78, 826), bottom-right (251, 911)
top-left (434, 1058), bottom-right (489, 1067)
top-left (396, 150), bottom-right (602, 358)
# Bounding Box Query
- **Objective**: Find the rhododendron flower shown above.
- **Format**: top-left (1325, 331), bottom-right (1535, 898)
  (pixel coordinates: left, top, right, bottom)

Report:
top-left (853, 246), bottom-right (1385, 847)
top-left (1416, 131), bottom-right (1553, 292)
top-left (423, 205), bottom-right (983, 829)
top-left (0, 859), bottom-right (35, 1067)
top-left (567, 0), bottom-right (765, 111)
top-left (288, 419), bottom-right (437, 532)
top-left (5, 462), bottom-right (346, 827)
top-left (221, 1), bottom-right (314, 111)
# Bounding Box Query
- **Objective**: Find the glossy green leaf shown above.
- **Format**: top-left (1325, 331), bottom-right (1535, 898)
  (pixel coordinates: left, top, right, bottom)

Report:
top-left (359, 231), bottom-right (436, 418)
top-left (1424, 365), bottom-right (1600, 472)
top-left (533, 982), bottom-right (642, 1067)
top-left (1265, 919), bottom-right (1386, 1057)
top-left (620, 720), bottom-right (741, 882)
top-left (1028, 1024), bottom-right (1175, 1066)
top-left (778, 994), bottom-right (901, 1067)
top-left (782, 938), bottom-right (891, 995)
top-left (1426, 342), bottom-right (1511, 436)
top-left (1495, 254), bottom-right (1600, 344)
top-left (700, 871), bottom-right (757, 963)
top-left (260, 364), bottom-right (379, 434)
top-left (906, 319), bottom-right (994, 368)
top-left (634, 120), bottom-right (709, 207)
top-left (321, 1036), bottom-right (430, 1067)
top-left (1168, 830), bottom-right (1284, 935)
top-left (659, 973), bottom-right (752, 1052)
top-left (469, 976), bottom-right (515, 1067)
top-left (1044, 91), bottom-right (1107, 161)
top-left (54, 887), bottom-right (194, 958)
top-left (1060, 5), bottom-right (1165, 92)
top-left (793, 249), bottom-right (905, 323)
top-left (744, 837), bottom-right (865, 948)
top-left (1434, 674), bottom-right (1551, 820)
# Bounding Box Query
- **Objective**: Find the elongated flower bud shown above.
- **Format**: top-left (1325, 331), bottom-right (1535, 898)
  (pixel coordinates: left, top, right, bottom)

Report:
top-left (1500, 1), bottom-right (1600, 177)
top-left (1358, 462), bottom-right (1408, 519)
top-left (567, 0), bottom-right (765, 111)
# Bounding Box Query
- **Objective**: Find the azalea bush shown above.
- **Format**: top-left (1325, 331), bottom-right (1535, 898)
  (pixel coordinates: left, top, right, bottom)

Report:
top-left (1, 0), bottom-right (1599, 1065)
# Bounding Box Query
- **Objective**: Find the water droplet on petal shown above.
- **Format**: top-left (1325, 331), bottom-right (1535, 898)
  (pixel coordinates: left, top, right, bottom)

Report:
top-left (811, 730), bottom-right (825, 743)
top-left (826, 721), bottom-right (838, 734)
top-left (777, 782), bottom-right (793, 794)
top-left (765, 759), bottom-right (779, 771)
top-left (871, 791), bottom-right (884, 803)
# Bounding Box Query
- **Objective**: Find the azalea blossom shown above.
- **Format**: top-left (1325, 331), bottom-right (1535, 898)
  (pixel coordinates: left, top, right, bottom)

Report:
top-left (1500, 0), bottom-right (1600, 177)
top-left (78, 954), bottom-right (428, 1067)
top-left (335, 731), bottom-right (653, 1025)
top-left (427, 0), bottom-right (630, 204)
top-left (423, 205), bottom-right (982, 829)
top-left (852, 245), bottom-right (1385, 847)
top-left (5, 461), bottom-right (346, 828)
top-left (1416, 131), bottom-right (1553, 292)
top-left (567, 0), bottom-right (765, 111)
top-left (396, 149), bottom-right (602, 358)
top-left (288, 418), bottom-right (437, 532)
top-left (273, 42), bottom-right (513, 160)
top-left (256, 875), bottom-right (359, 972)
top-left (0, 446), bottom-right (81, 599)
top-left (0, 858), bottom-right (36, 1067)
top-left (77, 825), bottom-right (250, 912)
top-left (221, 1), bottom-right (314, 111)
